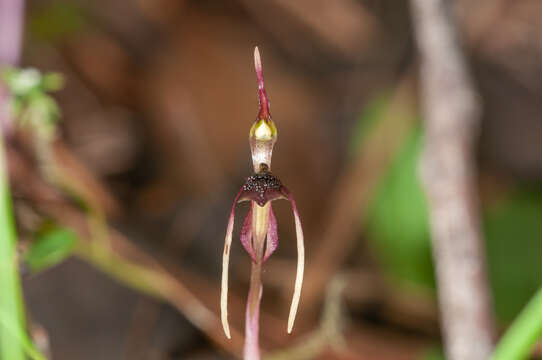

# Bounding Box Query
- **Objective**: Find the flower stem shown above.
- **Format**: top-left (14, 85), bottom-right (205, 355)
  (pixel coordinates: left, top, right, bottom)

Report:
top-left (244, 261), bottom-right (262, 360)
top-left (0, 115), bottom-right (27, 360)
top-left (244, 203), bottom-right (269, 359)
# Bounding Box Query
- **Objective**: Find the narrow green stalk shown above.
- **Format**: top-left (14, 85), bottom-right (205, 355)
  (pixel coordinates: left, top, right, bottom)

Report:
top-left (0, 134), bottom-right (27, 360)
top-left (0, 309), bottom-right (44, 360)
top-left (73, 241), bottom-right (167, 299)
top-left (492, 287), bottom-right (542, 360)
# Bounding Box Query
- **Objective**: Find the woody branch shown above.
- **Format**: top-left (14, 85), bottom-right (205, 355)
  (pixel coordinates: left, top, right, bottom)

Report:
top-left (409, 0), bottom-right (495, 359)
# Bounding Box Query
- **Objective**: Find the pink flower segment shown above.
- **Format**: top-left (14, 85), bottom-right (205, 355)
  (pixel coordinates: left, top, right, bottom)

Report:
top-left (220, 47), bottom-right (305, 359)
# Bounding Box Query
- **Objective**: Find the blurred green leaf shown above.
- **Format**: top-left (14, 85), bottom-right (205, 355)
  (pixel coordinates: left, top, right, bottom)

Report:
top-left (349, 94), bottom-right (390, 155)
top-left (28, 1), bottom-right (86, 42)
top-left (0, 309), bottom-right (45, 360)
top-left (485, 189), bottom-right (542, 323)
top-left (364, 122), bottom-right (542, 323)
top-left (421, 346), bottom-right (445, 360)
top-left (366, 127), bottom-right (435, 290)
top-left (26, 227), bottom-right (77, 272)
top-left (41, 72), bottom-right (65, 91)
top-left (492, 287), bottom-right (542, 360)
top-left (355, 89), bottom-right (542, 327)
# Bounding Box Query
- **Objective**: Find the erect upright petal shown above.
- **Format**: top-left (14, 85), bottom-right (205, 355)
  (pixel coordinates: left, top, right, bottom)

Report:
top-left (221, 187), bottom-right (244, 339)
top-left (281, 186), bottom-right (305, 334)
top-left (240, 203), bottom-right (256, 262)
top-left (250, 47), bottom-right (277, 172)
top-left (263, 204), bottom-right (278, 263)
top-left (254, 46), bottom-right (269, 121)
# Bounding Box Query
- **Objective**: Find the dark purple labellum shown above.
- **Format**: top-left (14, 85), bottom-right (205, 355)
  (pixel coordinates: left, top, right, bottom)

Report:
top-left (241, 168), bottom-right (284, 206)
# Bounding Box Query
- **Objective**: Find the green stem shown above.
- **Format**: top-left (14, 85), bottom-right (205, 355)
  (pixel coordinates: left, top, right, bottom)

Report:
top-left (0, 309), bottom-right (44, 360)
top-left (492, 287), bottom-right (542, 360)
top-left (73, 242), bottom-right (167, 299)
top-left (0, 131), bottom-right (29, 360)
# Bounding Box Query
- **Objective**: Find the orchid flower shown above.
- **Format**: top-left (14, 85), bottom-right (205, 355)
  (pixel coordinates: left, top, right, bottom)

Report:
top-left (220, 47), bottom-right (305, 359)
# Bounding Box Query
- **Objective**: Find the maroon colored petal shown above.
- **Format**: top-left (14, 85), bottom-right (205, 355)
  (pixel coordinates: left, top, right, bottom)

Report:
top-left (240, 203), bottom-right (257, 262)
top-left (254, 47), bottom-right (270, 121)
top-left (221, 186), bottom-right (245, 339)
top-left (263, 204), bottom-right (278, 263)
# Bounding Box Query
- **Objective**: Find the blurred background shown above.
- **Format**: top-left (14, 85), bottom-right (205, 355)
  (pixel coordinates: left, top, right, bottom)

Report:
top-left (3, 0), bottom-right (542, 359)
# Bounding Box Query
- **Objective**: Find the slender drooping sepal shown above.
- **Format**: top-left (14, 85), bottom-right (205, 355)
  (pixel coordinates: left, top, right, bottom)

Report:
top-left (281, 187), bottom-right (305, 333)
top-left (221, 187), bottom-right (245, 339)
top-left (241, 203), bottom-right (256, 262)
top-left (263, 205), bottom-right (278, 262)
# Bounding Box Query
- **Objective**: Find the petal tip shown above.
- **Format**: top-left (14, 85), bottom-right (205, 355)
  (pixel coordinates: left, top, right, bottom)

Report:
top-left (287, 321), bottom-right (294, 334)
top-left (254, 46), bottom-right (264, 91)
top-left (253, 46), bottom-right (270, 120)
top-left (221, 289), bottom-right (232, 339)
top-left (221, 314), bottom-right (231, 339)
top-left (254, 46), bottom-right (262, 76)
top-left (287, 300), bottom-right (298, 334)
